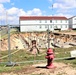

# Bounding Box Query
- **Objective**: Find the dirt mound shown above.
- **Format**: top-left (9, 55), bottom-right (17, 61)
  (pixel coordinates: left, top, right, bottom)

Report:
top-left (1, 31), bottom-right (76, 51)
top-left (32, 62), bottom-right (76, 75)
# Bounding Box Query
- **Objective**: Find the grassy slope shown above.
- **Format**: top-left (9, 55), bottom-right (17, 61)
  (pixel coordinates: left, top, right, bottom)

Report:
top-left (1, 29), bottom-right (76, 72)
top-left (0, 47), bottom-right (76, 72)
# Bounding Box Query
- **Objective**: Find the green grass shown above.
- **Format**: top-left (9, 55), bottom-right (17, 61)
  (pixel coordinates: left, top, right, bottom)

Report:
top-left (0, 63), bottom-right (31, 73)
top-left (0, 47), bottom-right (76, 72)
top-left (1, 28), bottom-right (19, 39)
top-left (54, 47), bottom-right (76, 68)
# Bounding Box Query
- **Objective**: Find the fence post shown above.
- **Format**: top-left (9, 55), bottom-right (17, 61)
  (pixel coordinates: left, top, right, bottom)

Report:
top-left (47, 25), bottom-right (50, 48)
top-left (6, 25), bottom-right (16, 66)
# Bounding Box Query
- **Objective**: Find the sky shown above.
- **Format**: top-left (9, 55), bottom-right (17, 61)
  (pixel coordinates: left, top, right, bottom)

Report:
top-left (0, 0), bottom-right (76, 25)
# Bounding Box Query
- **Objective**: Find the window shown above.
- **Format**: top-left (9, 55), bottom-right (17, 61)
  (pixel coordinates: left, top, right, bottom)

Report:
top-left (45, 20), bottom-right (47, 23)
top-left (39, 20), bottom-right (41, 23)
top-left (45, 25), bottom-right (48, 28)
top-left (50, 25), bottom-right (52, 28)
top-left (61, 25), bottom-right (62, 28)
top-left (54, 26), bottom-right (57, 29)
top-left (65, 25), bottom-right (67, 28)
top-left (66, 20), bottom-right (67, 23)
top-left (74, 18), bottom-right (76, 20)
top-left (61, 20), bottom-right (62, 23)
top-left (40, 25), bottom-right (42, 28)
top-left (55, 20), bottom-right (57, 23)
top-left (50, 20), bottom-right (52, 23)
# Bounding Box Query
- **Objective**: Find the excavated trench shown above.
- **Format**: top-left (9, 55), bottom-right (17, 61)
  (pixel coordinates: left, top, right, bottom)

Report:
top-left (1, 31), bottom-right (76, 51)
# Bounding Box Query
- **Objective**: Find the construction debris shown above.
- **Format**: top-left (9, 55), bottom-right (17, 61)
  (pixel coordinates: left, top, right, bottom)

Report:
top-left (1, 31), bottom-right (76, 51)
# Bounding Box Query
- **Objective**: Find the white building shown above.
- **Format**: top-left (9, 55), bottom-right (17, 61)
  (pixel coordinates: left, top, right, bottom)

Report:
top-left (69, 16), bottom-right (76, 29)
top-left (19, 16), bottom-right (68, 32)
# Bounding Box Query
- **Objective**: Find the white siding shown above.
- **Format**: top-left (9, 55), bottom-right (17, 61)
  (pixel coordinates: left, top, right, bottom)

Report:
top-left (20, 24), bottom-right (54, 32)
top-left (69, 16), bottom-right (76, 29)
top-left (20, 19), bottom-right (69, 32)
top-left (21, 20), bottom-right (51, 24)
top-left (73, 17), bottom-right (76, 24)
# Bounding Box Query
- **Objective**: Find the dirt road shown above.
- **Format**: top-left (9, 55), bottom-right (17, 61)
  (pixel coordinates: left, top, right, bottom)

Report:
top-left (0, 62), bottom-right (76, 75)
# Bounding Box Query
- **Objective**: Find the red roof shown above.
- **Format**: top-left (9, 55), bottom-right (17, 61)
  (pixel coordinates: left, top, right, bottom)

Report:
top-left (20, 16), bottom-right (68, 20)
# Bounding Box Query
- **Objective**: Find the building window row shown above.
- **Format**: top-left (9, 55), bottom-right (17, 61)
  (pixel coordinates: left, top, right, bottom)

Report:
top-left (39, 20), bottom-right (67, 23)
top-left (39, 25), bottom-right (67, 29)
top-left (74, 18), bottom-right (76, 20)
top-left (39, 25), bottom-right (52, 29)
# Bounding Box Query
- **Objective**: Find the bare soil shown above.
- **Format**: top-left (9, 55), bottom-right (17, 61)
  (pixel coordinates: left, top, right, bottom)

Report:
top-left (0, 62), bottom-right (76, 75)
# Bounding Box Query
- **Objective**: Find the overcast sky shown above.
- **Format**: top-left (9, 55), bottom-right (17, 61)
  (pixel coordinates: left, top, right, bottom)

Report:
top-left (0, 0), bottom-right (76, 25)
